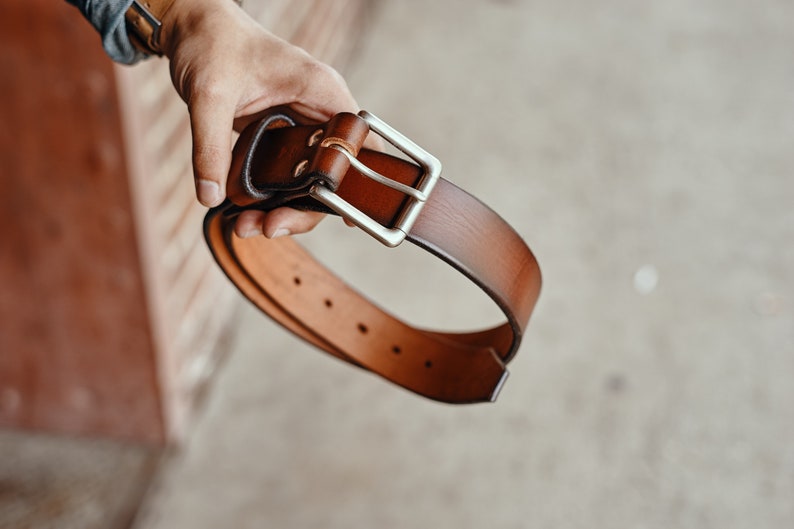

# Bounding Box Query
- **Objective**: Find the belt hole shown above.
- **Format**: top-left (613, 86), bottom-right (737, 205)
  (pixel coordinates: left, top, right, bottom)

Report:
top-left (307, 128), bottom-right (324, 147)
top-left (293, 159), bottom-right (308, 178)
top-left (357, 323), bottom-right (368, 334)
top-left (425, 360), bottom-right (433, 368)
top-left (392, 345), bottom-right (401, 354)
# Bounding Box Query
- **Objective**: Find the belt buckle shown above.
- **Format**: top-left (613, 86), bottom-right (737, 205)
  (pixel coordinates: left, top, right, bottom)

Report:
top-left (308, 111), bottom-right (442, 247)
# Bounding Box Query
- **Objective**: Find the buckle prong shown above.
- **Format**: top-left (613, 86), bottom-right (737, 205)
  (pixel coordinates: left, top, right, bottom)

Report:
top-left (309, 111), bottom-right (442, 248)
top-left (326, 144), bottom-right (428, 202)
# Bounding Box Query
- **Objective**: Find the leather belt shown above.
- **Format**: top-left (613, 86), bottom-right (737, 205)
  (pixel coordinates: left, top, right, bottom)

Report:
top-left (203, 107), bottom-right (542, 403)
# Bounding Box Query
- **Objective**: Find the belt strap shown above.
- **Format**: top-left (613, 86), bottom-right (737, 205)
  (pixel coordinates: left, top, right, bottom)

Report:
top-left (203, 107), bottom-right (542, 403)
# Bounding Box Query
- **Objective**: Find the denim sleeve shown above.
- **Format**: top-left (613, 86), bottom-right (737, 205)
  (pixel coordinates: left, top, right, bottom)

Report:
top-left (66, 0), bottom-right (148, 64)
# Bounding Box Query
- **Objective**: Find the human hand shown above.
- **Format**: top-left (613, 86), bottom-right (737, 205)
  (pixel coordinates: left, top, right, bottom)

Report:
top-left (159, 0), bottom-right (360, 238)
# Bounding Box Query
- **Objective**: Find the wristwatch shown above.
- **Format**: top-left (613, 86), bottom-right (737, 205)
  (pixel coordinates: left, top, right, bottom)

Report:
top-left (125, 0), bottom-right (243, 56)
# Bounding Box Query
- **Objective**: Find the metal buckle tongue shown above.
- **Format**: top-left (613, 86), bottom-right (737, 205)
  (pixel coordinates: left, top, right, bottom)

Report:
top-left (308, 111), bottom-right (442, 247)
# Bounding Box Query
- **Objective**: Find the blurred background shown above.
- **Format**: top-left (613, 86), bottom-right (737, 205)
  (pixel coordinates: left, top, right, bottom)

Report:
top-left (1, 0), bottom-right (792, 528)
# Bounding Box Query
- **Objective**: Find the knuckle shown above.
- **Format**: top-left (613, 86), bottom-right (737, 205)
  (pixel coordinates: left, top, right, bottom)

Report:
top-left (301, 58), bottom-right (343, 86)
top-left (191, 79), bottom-right (227, 106)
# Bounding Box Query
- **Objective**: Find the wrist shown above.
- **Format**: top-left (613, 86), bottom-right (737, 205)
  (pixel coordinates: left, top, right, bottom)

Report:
top-left (125, 0), bottom-right (243, 58)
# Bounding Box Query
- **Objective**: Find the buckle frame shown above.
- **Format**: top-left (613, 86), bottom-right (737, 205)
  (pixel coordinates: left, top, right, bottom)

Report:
top-left (309, 111), bottom-right (442, 247)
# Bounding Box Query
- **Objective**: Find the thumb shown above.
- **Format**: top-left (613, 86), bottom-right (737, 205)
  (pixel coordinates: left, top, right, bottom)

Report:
top-left (188, 93), bottom-right (235, 207)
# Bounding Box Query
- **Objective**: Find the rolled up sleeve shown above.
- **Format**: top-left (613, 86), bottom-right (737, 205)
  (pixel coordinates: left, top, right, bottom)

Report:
top-left (66, 0), bottom-right (148, 64)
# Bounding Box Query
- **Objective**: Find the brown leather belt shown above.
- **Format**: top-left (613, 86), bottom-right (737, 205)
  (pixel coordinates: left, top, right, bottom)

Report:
top-left (203, 107), bottom-right (542, 404)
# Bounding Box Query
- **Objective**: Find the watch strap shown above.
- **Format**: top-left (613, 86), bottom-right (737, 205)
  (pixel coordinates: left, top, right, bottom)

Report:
top-left (125, 0), bottom-right (177, 56)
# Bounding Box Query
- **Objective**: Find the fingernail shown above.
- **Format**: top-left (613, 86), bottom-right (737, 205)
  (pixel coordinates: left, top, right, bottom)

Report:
top-left (270, 228), bottom-right (291, 239)
top-left (239, 227), bottom-right (261, 239)
top-left (197, 179), bottom-right (222, 206)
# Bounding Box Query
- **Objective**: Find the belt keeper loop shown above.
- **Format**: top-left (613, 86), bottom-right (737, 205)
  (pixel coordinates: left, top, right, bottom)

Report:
top-left (306, 112), bottom-right (371, 186)
top-left (321, 112), bottom-right (370, 156)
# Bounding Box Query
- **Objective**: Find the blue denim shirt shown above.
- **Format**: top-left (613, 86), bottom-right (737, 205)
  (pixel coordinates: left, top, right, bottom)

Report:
top-left (67, 0), bottom-right (147, 64)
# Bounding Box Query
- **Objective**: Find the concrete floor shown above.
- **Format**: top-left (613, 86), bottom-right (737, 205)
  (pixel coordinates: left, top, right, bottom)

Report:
top-left (0, 429), bottom-right (158, 529)
top-left (132, 0), bottom-right (793, 528)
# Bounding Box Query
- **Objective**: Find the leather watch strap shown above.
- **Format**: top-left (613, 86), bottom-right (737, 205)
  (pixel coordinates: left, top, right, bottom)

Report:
top-left (204, 107), bottom-right (542, 403)
top-left (125, 0), bottom-right (177, 55)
